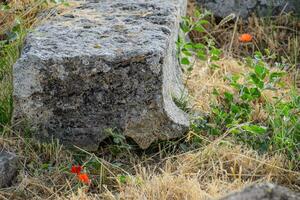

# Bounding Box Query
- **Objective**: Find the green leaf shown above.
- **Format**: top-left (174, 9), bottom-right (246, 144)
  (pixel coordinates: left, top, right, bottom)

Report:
top-left (229, 128), bottom-right (241, 134)
top-left (41, 163), bottom-right (50, 170)
top-left (193, 43), bottom-right (205, 49)
top-left (187, 66), bottom-right (193, 72)
top-left (181, 57), bottom-right (190, 65)
top-left (182, 49), bottom-right (192, 56)
top-left (242, 125), bottom-right (267, 135)
top-left (194, 25), bottom-right (205, 32)
top-left (250, 73), bottom-right (264, 89)
top-left (250, 87), bottom-right (261, 99)
top-left (245, 57), bottom-right (253, 67)
top-left (194, 10), bottom-right (201, 18)
top-left (183, 43), bottom-right (193, 49)
top-left (230, 74), bottom-right (240, 83)
top-left (269, 72), bottom-right (285, 83)
top-left (0, 5), bottom-right (10, 10)
top-left (210, 48), bottom-right (221, 61)
top-left (211, 55), bottom-right (220, 61)
top-left (118, 175), bottom-right (127, 184)
top-left (254, 51), bottom-right (263, 60)
top-left (224, 92), bottom-right (233, 102)
top-left (212, 88), bottom-right (219, 96)
top-left (230, 104), bottom-right (240, 114)
top-left (209, 128), bottom-right (221, 136)
top-left (230, 82), bottom-right (241, 90)
top-left (180, 22), bottom-right (190, 33)
top-left (177, 36), bottom-right (183, 44)
top-left (254, 64), bottom-right (268, 79)
top-left (211, 48), bottom-right (222, 56)
top-left (181, 16), bottom-right (190, 21)
top-left (197, 50), bottom-right (207, 60)
top-left (240, 87), bottom-right (252, 101)
top-left (198, 20), bottom-right (209, 25)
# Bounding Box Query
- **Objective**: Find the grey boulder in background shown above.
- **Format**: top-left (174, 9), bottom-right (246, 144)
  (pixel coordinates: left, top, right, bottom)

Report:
top-left (13, 0), bottom-right (189, 150)
top-left (196, 0), bottom-right (300, 19)
top-left (220, 183), bottom-right (300, 200)
top-left (0, 151), bottom-right (18, 188)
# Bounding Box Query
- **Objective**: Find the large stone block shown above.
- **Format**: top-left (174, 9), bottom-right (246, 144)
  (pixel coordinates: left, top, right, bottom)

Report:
top-left (13, 0), bottom-right (189, 150)
top-left (196, 0), bottom-right (300, 19)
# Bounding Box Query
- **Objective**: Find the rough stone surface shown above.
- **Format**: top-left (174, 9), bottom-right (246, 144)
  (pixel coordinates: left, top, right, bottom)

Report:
top-left (220, 183), bottom-right (300, 200)
top-left (0, 151), bottom-right (18, 188)
top-left (196, 0), bottom-right (300, 19)
top-left (13, 0), bottom-right (189, 150)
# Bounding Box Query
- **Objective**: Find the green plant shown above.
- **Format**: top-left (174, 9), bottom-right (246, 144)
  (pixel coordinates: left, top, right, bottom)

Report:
top-left (177, 10), bottom-right (221, 73)
top-left (105, 128), bottom-right (132, 155)
top-left (266, 89), bottom-right (300, 161)
top-left (173, 91), bottom-right (190, 113)
top-left (0, 20), bottom-right (25, 131)
top-left (190, 51), bottom-right (299, 162)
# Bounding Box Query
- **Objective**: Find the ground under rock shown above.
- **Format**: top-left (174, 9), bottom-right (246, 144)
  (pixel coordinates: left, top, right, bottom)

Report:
top-left (13, 0), bottom-right (189, 150)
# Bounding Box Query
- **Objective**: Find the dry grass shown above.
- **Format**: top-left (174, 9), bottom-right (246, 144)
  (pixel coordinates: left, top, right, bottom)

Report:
top-left (186, 58), bottom-right (245, 112)
top-left (0, 0), bottom-right (47, 34)
top-left (54, 140), bottom-right (299, 200)
top-left (114, 143), bottom-right (298, 200)
top-left (186, 57), bottom-right (295, 113)
top-left (1, 129), bottom-right (299, 200)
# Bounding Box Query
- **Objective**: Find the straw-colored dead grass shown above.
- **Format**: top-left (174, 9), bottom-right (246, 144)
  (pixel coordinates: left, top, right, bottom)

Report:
top-left (127, 146), bottom-right (293, 200)
top-left (186, 57), bottom-right (295, 116)
top-left (1, 127), bottom-right (299, 200)
top-left (0, 0), bottom-right (61, 37)
top-left (57, 140), bottom-right (299, 200)
top-left (186, 58), bottom-right (245, 112)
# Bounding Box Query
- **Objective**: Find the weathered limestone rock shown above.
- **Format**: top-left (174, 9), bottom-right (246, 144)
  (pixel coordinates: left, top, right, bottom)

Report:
top-left (196, 0), bottom-right (300, 19)
top-left (220, 183), bottom-right (300, 200)
top-left (0, 151), bottom-right (18, 188)
top-left (13, 0), bottom-right (189, 150)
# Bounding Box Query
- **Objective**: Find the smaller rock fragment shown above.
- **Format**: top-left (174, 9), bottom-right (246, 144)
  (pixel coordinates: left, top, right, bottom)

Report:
top-left (0, 150), bottom-right (18, 188)
top-left (196, 0), bottom-right (300, 19)
top-left (220, 183), bottom-right (300, 200)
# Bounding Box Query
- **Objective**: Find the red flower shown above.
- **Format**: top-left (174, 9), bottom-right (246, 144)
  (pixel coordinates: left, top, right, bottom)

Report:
top-left (239, 33), bottom-right (253, 43)
top-left (77, 173), bottom-right (91, 185)
top-left (71, 165), bottom-right (82, 175)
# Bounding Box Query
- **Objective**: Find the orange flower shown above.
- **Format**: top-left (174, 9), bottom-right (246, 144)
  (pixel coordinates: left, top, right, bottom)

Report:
top-left (77, 173), bottom-right (91, 185)
top-left (71, 165), bottom-right (82, 175)
top-left (239, 33), bottom-right (253, 43)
